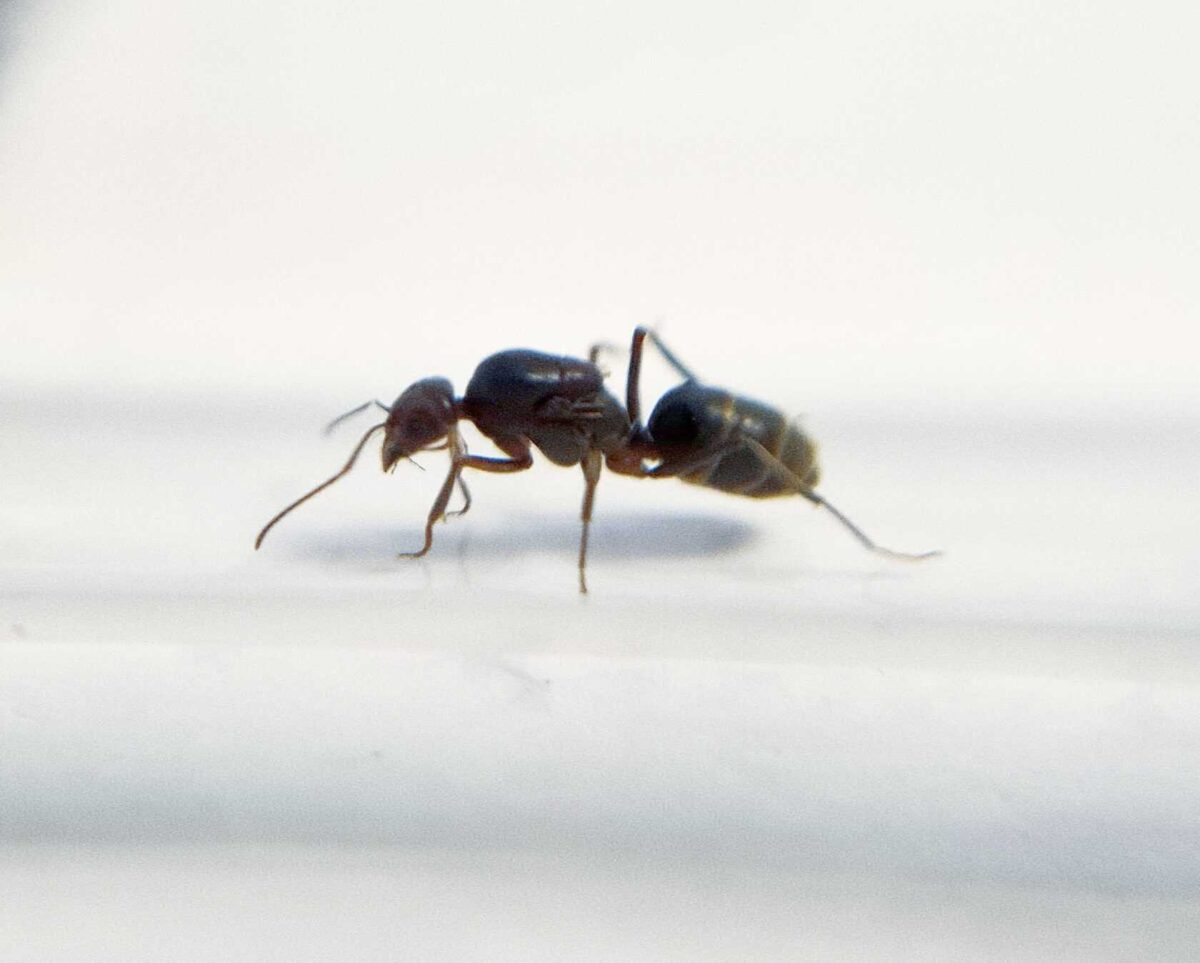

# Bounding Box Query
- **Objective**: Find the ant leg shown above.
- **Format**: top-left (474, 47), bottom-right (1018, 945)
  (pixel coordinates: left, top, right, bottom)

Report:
top-left (458, 453), bottom-right (534, 473)
top-left (603, 445), bottom-right (660, 478)
top-left (445, 475), bottom-right (472, 518)
top-left (624, 326), bottom-right (700, 428)
top-left (399, 440), bottom-right (533, 559)
top-left (801, 490), bottom-right (941, 561)
top-left (255, 421), bottom-right (387, 549)
top-left (741, 437), bottom-right (942, 561)
top-left (625, 327), bottom-right (649, 425)
top-left (577, 449), bottom-right (603, 594)
top-left (325, 399), bottom-right (391, 435)
top-left (587, 340), bottom-right (620, 365)
top-left (643, 328), bottom-right (700, 381)
top-left (587, 330), bottom-right (648, 425)
top-left (645, 438), bottom-right (745, 479)
top-left (604, 431), bottom-right (744, 481)
top-left (399, 457), bottom-right (464, 559)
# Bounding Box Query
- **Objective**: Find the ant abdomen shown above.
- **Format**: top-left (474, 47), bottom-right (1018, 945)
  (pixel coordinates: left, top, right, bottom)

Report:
top-left (647, 381), bottom-right (820, 498)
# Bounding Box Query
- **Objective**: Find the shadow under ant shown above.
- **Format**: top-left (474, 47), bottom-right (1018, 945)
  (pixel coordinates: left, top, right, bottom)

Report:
top-left (279, 510), bottom-right (756, 567)
top-left (256, 326), bottom-right (938, 590)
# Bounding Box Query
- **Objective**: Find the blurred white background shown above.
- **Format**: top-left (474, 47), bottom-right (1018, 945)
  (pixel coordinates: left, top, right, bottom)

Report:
top-left (2, 2), bottom-right (1199, 960)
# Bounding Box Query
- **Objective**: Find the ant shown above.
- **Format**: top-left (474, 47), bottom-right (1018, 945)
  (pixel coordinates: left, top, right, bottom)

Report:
top-left (254, 346), bottom-right (645, 593)
top-left (254, 330), bottom-right (937, 594)
top-left (602, 326), bottom-right (940, 563)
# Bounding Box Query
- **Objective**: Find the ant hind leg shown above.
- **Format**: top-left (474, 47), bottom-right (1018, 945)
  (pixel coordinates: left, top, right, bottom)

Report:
top-left (643, 328), bottom-right (700, 381)
top-left (741, 437), bottom-right (941, 561)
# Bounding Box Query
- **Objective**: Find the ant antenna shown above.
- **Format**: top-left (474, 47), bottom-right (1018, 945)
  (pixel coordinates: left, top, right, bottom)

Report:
top-left (325, 400), bottom-right (391, 435)
top-left (254, 421), bottom-right (387, 549)
top-left (800, 490), bottom-right (942, 562)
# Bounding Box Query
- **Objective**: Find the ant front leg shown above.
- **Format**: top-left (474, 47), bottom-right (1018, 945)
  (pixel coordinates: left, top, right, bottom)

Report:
top-left (399, 432), bottom-right (533, 559)
top-left (398, 457), bottom-right (464, 560)
top-left (444, 475), bottom-right (472, 519)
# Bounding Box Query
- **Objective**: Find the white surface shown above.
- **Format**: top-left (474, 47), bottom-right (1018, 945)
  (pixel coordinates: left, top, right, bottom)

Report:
top-left (3, 396), bottom-right (1198, 960)
top-left (3, 2), bottom-right (1199, 960)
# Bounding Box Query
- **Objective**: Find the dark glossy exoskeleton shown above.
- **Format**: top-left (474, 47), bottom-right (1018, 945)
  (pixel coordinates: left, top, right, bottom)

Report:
top-left (255, 348), bottom-right (635, 592)
top-left (646, 381), bottom-right (820, 496)
top-left (616, 327), bottom-right (939, 561)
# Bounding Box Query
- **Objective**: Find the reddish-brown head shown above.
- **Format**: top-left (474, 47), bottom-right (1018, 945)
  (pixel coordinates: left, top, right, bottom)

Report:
top-left (381, 377), bottom-right (457, 471)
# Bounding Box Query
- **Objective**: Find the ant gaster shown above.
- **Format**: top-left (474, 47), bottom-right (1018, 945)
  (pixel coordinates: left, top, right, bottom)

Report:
top-left (612, 326), bottom-right (940, 563)
top-left (254, 347), bottom-right (644, 593)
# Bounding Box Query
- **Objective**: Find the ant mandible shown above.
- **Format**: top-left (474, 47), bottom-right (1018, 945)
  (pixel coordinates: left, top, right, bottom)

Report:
top-left (254, 346), bottom-right (644, 593)
top-left (609, 326), bottom-right (940, 562)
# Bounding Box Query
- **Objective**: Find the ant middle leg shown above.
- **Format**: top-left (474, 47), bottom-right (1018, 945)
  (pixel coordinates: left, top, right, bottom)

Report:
top-left (577, 449), bottom-right (603, 594)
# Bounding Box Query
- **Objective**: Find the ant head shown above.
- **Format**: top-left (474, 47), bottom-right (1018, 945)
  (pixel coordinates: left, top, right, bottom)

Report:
top-left (381, 377), bottom-right (457, 471)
